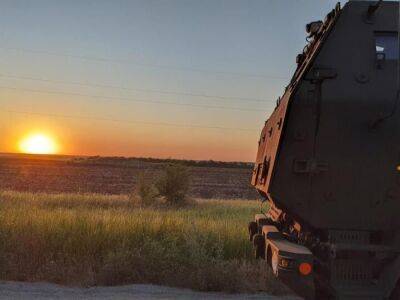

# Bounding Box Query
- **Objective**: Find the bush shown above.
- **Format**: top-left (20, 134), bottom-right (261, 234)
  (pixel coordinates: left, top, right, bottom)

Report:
top-left (131, 173), bottom-right (158, 207)
top-left (156, 164), bottom-right (190, 206)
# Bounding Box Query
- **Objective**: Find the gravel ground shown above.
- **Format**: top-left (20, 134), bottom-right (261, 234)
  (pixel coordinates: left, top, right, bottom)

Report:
top-left (0, 282), bottom-right (301, 300)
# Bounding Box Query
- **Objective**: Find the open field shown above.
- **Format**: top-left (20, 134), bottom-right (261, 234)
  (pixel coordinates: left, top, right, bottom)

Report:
top-left (0, 153), bottom-right (258, 199)
top-left (0, 191), bottom-right (290, 296)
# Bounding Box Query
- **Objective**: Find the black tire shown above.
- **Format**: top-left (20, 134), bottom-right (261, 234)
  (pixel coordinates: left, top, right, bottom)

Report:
top-left (248, 221), bottom-right (258, 242)
top-left (253, 234), bottom-right (265, 259)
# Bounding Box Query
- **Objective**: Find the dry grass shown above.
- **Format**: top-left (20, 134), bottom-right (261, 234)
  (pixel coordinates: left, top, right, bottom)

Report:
top-left (0, 191), bottom-right (290, 295)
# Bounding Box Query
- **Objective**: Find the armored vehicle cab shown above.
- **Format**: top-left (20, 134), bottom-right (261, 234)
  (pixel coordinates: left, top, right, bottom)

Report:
top-left (249, 1), bottom-right (400, 299)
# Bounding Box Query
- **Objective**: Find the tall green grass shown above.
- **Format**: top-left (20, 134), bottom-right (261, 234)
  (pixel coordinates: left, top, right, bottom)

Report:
top-left (0, 191), bottom-right (289, 294)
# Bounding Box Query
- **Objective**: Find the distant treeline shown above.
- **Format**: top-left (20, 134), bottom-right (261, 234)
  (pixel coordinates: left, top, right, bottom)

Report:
top-left (71, 156), bottom-right (253, 169)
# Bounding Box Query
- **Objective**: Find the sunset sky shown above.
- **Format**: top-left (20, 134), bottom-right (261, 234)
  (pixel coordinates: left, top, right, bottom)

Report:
top-left (0, 0), bottom-right (341, 161)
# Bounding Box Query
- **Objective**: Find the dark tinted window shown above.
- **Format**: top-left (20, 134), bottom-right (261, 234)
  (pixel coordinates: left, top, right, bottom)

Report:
top-left (375, 32), bottom-right (398, 60)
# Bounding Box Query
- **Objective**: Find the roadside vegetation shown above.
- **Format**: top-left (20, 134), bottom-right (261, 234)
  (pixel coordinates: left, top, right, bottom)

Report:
top-left (0, 191), bottom-right (289, 295)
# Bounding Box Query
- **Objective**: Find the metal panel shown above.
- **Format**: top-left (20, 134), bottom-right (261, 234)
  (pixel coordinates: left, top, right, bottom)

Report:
top-left (252, 1), bottom-right (400, 231)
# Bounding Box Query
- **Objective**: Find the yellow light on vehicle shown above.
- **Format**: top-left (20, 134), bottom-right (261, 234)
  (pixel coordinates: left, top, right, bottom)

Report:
top-left (299, 262), bottom-right (312, 276)
top-left (396, 165), bottom-right (400, 172)
top-left (280, 258), bottom-right (290, 268)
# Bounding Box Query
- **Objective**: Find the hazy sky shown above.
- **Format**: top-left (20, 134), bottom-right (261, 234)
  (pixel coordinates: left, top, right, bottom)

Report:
top-left (0, 0), bottom-right (343, 161)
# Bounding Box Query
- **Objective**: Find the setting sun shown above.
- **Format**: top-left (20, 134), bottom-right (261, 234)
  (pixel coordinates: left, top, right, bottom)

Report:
top-left (19, 133), bottom-right (58, 154)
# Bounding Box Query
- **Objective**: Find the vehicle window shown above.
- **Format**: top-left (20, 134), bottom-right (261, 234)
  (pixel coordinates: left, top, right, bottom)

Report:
top-left (375, 32), bottom-right (399, 60)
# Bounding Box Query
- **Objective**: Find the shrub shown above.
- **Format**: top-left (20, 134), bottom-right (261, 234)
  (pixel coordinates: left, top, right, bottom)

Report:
top-left (156, 164), bottom-right (190, 206)
top-left (131, 173), bottom-right (158, 207)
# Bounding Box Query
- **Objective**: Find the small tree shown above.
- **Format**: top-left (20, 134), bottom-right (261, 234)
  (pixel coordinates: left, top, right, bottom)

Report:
top-left (132, 173), bottom-right (158, 207)
top-left (156, 164), bottom-right (190, 206)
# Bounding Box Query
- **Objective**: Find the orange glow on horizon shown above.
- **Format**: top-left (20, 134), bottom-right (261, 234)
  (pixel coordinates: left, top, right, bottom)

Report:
top-left (19, 133), bottom-right (58, 155)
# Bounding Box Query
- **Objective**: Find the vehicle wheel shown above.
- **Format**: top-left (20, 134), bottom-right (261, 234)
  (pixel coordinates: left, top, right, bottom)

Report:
top-left (253, 234), bottom-right (265, 259)
top-left (248, 221), bottom-right (258, 242)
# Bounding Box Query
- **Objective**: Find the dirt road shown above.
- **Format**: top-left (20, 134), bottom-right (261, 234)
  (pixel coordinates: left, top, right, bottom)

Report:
top-left (0, 282), bottom-right (301, 299)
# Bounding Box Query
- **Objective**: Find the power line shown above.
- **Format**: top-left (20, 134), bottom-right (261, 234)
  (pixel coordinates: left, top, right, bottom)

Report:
top-left (0, 73), bottom-right (273, 103)
top-left (1, 108), bottom-right (260, 132)
top-left (0, 46), bottom-right (288, 80)
top-left (0, 85), bottom-right (269, 112)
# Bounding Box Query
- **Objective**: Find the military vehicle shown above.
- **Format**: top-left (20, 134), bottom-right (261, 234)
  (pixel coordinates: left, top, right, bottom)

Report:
top-left (249, 1), bottom-right (400, 299)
